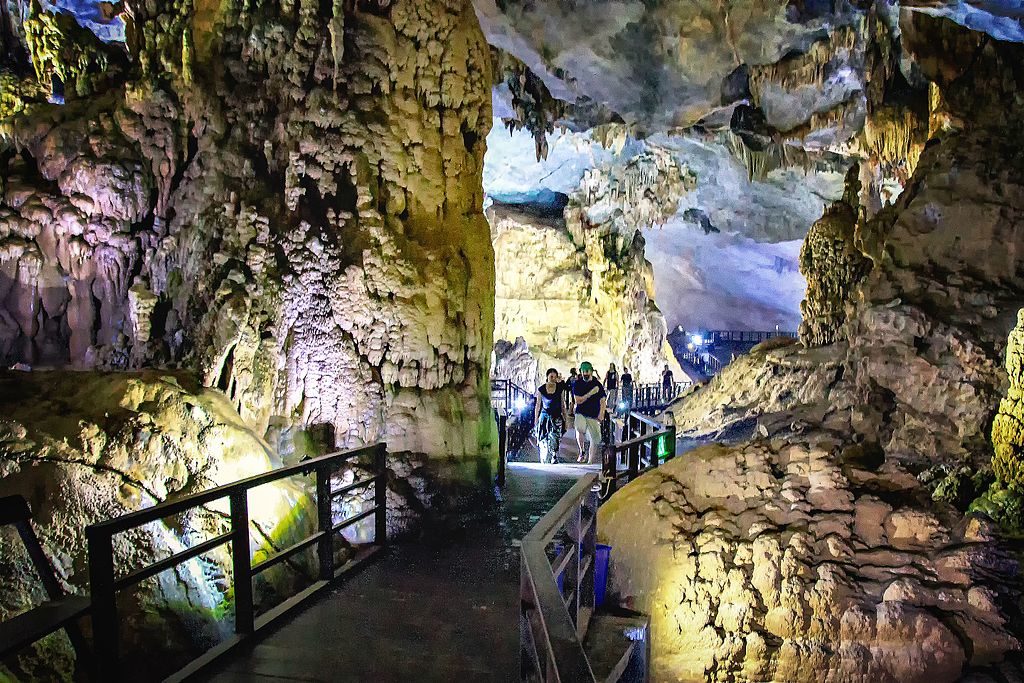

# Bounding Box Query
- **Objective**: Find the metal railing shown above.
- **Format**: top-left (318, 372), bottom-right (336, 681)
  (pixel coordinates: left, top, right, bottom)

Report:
top-left (622, 382), bottom-right (690, 414)
top-left (493, 379), bottom-right (537, 487)
top-left (602, 412), bottom-right (676, 499)
top-left (679, 349), bottom-right (723, 376)
top-left (85, 443), bottom-right (388, 682)
top-left (707, 329), bottom-right (797, 344)
top-left (520, 473), bottom-right (601, 681)
top-left (491, 378), bottom-right (536, 415)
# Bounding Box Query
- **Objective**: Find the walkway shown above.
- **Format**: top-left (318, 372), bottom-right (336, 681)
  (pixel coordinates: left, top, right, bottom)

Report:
top-left (203, 463), bottom-right (597, 682)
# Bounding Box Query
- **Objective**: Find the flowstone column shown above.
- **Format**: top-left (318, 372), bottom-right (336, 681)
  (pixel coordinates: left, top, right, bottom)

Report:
top-left (0, 0), bottom-right (497, 515)
top-left (155, 0), bottom-right (499, 505)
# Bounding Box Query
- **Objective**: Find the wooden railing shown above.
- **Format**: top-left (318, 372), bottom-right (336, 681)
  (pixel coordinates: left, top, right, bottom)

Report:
top-left (520, 473), bottom-right (601, 681)
top-left (85, 443), bottom-right (388, 682)
top-left (602, 412), bottom-right (676, 499)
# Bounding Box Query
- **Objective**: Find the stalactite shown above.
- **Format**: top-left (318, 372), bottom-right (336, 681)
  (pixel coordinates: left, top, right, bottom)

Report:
top-left (862, 105), bottom-right (926, 184)
top-left (491, 47), bottom-right (565, 161)
top-left (724, 132), bottom-right (829, 182)
top-left (748, 23), bottom-right (862, 108)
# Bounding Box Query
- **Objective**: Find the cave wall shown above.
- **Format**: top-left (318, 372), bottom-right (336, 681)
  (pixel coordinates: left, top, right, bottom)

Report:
top-left (490, 200), bottom-right (682, 385)
top-left (0, 371), bottom-right (319, 681)
top-left (598, 12), bottom-right (1024, 683)
top-left (1, 0), bottom-right (497, 488)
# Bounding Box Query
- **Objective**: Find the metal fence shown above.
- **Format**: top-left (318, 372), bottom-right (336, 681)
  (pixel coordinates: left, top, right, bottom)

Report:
top-left (85, 443), bottom-right (388, 681)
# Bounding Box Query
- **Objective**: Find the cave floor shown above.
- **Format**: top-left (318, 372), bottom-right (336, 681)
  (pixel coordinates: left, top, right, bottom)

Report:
top-left (203, 462), bottom-right (594, 682)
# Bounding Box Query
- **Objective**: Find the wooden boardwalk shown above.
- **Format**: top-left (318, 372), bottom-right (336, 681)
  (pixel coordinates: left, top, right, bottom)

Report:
top-left (203, 463), bottom-right (597, 682)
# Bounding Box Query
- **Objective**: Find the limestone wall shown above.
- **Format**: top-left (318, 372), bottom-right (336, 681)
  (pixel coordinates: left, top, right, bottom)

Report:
top-left (600, 15), bottom-right (1024, 682)
top-left (490, 201), bottom-right (681, 385)
top-left (0, 0), bottom-right (496, 486)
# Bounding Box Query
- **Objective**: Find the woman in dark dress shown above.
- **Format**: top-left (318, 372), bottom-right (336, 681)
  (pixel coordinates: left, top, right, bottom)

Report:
top-left (534, 368), bottom-right (570, 464)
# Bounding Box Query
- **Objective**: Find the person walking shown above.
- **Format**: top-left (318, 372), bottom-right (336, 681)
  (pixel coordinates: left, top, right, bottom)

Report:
top-left (620, 367), bottom-right (633, 413)
top-left (605, 363), bottom-right (619, 407)
top-left (566, 367), bottom-right (578, 417)
top-left (572, 361), bottom-right (607, 464)
top-left (534, 368), bottom-right (570, 464)
top-left (661, 364), bottom-right (675, 402)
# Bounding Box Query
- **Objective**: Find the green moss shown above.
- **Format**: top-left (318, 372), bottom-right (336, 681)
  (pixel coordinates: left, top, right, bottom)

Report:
top-left (970, 481), bottom-right (1024, 537)
top-left (925, 464), bottom-right (993, 510)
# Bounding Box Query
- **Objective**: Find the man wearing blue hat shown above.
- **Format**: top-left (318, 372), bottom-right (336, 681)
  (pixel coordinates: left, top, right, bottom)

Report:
top-left (572, 361), bottom-right (607, 464)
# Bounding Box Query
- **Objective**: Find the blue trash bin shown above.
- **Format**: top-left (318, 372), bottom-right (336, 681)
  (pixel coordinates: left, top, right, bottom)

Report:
top-left (595, 544), bottom-right (612, 607)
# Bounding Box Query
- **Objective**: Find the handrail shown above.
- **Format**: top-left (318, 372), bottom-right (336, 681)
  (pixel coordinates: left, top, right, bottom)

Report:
top-left (601, 411), bottom-right (676, 499)
top-left (86, 442), bottom-right (388, 682)
top-left (520, 472), bottom-right (600, 682)
top-left (622, 382), bottom-right (689, 414)
top-left (706, 329), bottom-right (797, 343)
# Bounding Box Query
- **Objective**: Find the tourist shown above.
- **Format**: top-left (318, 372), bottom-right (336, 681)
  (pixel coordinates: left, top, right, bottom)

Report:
top-left (620, 367), bottom-right (633, 414)
top-left (661, 364), bottom-right (675, 401)
top-left (605, 363), bottom-right (619, 406)
top-left (572, 361), bottom-right (607, 464)
top-left (533, 368), bottom-right (569, 464)
top-left (555, 370), bottom-right (569, 436)
top-left (566, 367), bottom-right (578, 416)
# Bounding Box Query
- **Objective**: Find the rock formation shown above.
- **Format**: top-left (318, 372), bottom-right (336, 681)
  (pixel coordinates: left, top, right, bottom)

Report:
top-left (2, 0), bottom-right (496, 676)
top-left (1, 0), bottom-right (496, 481)
top-left (483, 141), bottom-right (684, 385)
top-left (798, 166), bottom-right (873, 347)
top-left (599, 12), bottom-right (1024, 683)
top-left (0, 371), bottom-right (321, 681)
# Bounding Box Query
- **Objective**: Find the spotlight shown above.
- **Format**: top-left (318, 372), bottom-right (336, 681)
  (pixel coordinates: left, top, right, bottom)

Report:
top-left (617, 401), bottom-right (627, 410)
top-left (514, 397), bottom-right (528, 412)
top-left (690, 334), bottom-right (703, 346)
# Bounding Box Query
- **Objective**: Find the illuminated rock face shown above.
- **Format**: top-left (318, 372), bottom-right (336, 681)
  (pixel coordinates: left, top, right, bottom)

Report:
top-left (490, 201), bottom-right (682, 385)
top-left (1, 0), bottom-right (496, 486)
top-left (602, 19), bottom-right (1024, 682)
top-left (0, 371), bottom-right (315, 680)
top-left (600, 436), bottom-right (1017, 683)
top-left (798, 167), bottom-right (872, 347)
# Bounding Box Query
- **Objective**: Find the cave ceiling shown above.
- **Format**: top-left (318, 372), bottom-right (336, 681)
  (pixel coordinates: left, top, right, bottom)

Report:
top-left (4, 0), bottom-right (1021, 332)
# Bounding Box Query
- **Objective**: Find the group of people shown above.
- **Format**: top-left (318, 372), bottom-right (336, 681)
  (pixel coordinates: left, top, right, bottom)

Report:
top-left (531, 362), bottom-right (634, 465)
top-left (531, 362), bottom-right (679, 465)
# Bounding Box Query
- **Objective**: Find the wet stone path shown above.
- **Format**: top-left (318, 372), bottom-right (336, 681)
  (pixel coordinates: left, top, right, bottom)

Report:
top-left (203, 463), bottom-right (593, 682)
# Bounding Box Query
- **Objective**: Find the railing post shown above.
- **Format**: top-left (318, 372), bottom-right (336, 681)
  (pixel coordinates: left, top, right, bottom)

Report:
top-left (229, 491), bottom-right (254, 635)
top-left (375, 444), bottom-right (388, 545)
top-left (497, 413), bottom-right (508, 487)
top-left (604, 443), bottom-right (618, 497)
top-left (628, 442), bottom-right (640, 482)
top-left (86, 527), bottom-right (119, 680)
top-left (316, 465), bottom-right (334, 581)
top-left (565, 510), bottom-right (582, 630)
top-left (664, 411), bottom-right (676, 463)
top-left (580, 484), bottom-right (597, 626)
